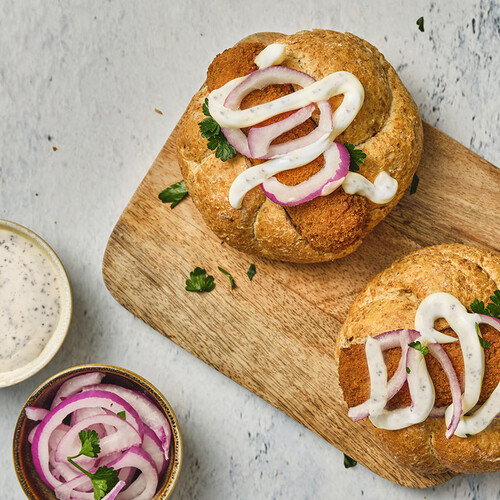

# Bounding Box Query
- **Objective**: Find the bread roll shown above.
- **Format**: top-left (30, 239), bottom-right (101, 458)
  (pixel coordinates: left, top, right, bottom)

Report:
top-left (176, 30), bottom-right (423, 262)
top-left (337, 244), bottom-right (500, 474)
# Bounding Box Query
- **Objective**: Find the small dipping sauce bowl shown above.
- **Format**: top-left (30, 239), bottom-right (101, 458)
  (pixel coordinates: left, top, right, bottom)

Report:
top-left (13, 364), bottom-right (183, 499)
top-left (0, 220), bottom-right (72, 387)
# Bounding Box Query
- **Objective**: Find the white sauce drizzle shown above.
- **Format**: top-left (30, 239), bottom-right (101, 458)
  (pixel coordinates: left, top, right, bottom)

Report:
top-left (342, 171), bottom-right (398, 204)
top-left (206, 44), bottom-right (400, 208)
top-left (363, 292), bottom-right (499, 437)
top-left (255, 43), bottom-right (287, 69)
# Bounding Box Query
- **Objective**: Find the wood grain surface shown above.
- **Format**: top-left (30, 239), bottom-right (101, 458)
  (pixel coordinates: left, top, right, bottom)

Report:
top-left (102, 120), bottom-right (499, 488)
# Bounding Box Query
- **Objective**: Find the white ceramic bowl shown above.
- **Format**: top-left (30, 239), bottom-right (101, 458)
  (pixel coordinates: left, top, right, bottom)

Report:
top-left (0, 220), bottom-right (72, 387)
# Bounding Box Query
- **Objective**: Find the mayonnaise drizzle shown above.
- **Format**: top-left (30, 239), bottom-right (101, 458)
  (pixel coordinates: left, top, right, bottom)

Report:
top-left (342, 171), bottom-right (398, 204)
top-left (363, 292), bottom-right (499, 437)
top-left (255, 43), bottom-right (287, 69)
top-left (206, 43), bottom-right (400, 209)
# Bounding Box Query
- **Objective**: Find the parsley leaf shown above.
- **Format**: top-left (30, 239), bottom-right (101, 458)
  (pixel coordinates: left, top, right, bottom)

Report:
top-left (470, 290), bottom-right (500, 319)
top-left (465, 433), bottom-right (472, 438)
top-left (66, 429), bottom-right (119, 500)
top-left (185, 267), bottom-right (215, 292)
top-left (417, 17), bottom-right (425, 32)
top-left (406, 367), bottom-right (411, 374)
top-left (117, 411), bottom-right (126, 420)
top-left (410, 173), bottom-right (419, 194)
top-left (218, 266), bottom-right (235, 289)
top-left (408, 341), bottom-right (429, 356)
top-left (476, 323), bottom-right (491, 349)
top-left (247, 263), bottom-right (256, 281)
top-left (343, 142), bottom-right (366, 172)
top-left (158, 180), bottom-right (188, 208)
top-left (343, 453), bottom-right (357, 468)
top-left (91, 467), bottom-right (119, 500)
top-left (68, 429), bottom-right (100, 459)
top-left (199, 98), bottom-right (237, 161)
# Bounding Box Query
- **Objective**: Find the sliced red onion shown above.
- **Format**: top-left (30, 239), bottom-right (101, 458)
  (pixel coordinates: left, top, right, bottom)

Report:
top-left (25, 407), bottom-right (49, 421)
top-left (478, 313), bottom-right (500, 331)
top-left (348, 330), bottom-right (419, 422)
top-left (82, 384), bottom-right (171, 461)
top-left (142, 425), bottom-right (167, 475)
top-left (220, 66), bottom-right (335, 160)
top-left (246, 103), bottom-right (315, 158)
top-left (51, 372), bottom-right (105, 409)
top-left (261, 141), bottom-right (349, 206)
top-left (102, 480), bottom-right (126, 500)
top-left (427, 343), bottom-right (462, 438)
top-left (117, 473), bottom-right (146, 500)
top-left (224, 66), bottom-right (316, 110)
top-left (428, 407), bottom-right (447, 418)
top-left (55, 414), bottom-right (142, 464)
top-left (108, 446), bottom-right (158, 500)
top-left (32, 390), bottom-right (143, 490)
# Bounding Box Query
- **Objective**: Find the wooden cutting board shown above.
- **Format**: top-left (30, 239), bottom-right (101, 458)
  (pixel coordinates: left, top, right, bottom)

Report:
top-left (102, 119), bottom-right (499, 488)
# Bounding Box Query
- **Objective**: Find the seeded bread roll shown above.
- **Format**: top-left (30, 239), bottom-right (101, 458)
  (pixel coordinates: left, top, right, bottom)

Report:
top-left (176, 30), bottom-right (423, 262)
top-left (337, 244), bottom-right (500, 474)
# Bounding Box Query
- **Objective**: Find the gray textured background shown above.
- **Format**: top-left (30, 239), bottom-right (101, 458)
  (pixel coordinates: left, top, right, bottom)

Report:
top-left (0, 1), bottom-right (499, 499)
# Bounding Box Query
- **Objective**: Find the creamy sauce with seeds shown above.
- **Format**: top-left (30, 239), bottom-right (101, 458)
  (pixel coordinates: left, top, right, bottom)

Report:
top-left (0, 229), bottom-right (62, 372)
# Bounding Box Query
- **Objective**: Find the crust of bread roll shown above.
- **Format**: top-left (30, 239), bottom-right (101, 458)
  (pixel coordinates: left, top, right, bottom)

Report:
top-left (176, 30), bottom-right (423, 262)
top-left (337, 244), bottom-right (500, 474)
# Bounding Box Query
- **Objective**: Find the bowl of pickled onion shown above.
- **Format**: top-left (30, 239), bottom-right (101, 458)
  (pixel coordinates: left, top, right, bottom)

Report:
top-left (13, 364), bottom-right (182, 500)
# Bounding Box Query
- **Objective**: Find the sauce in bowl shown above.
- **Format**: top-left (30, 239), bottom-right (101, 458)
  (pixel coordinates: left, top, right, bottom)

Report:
top-left (0, 221), bottom-right (71, 387)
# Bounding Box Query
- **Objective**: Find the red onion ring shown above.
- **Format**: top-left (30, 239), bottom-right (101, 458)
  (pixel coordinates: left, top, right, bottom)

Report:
top-left (220, 66), bottom-right (333, 159)
top-left (427, 343), bottom-right (462, 438)
top-left (81, 384), bottom-right (172, 461)
top-left (51, 372), bottom-right (105, 409)
top-left (261, 141), bottom-right (349, 206)
top-left (31, 390), bottom-right (143, 490)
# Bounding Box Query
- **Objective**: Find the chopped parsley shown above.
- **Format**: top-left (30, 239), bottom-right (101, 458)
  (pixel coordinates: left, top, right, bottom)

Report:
top-left (343, 142), bottom-right (366, 172)
top-left (417, 17), bottom-right (424, 32)
top-left (158, 180), bottom-right (188, 208)
top-left (343, 453), bottom-right (357, 468)
top-left (406, 367), bottom-right (411, 374)
top-left (199, 98), bottom-right (237, 161)
top-left (185, 267), bottom-right (216, 292)
top-left (470, 290), bottom-right (500, 319)
top-left (247, 263), bottom-right (256, 281)
top-left (475, 323), bottom-right (491, 349)
top-left (67, 429), bottom-right (118, 500)
top-left (408, 341), bottom-right (429, 356)
top-left (218, 266), bottom-right (235, 289)
top-left (410, 173), bottom-right (419, 194)
top-left (117, 411), bottom-right (126, 420)
top-left (465, 433), bottom-right (472, 438)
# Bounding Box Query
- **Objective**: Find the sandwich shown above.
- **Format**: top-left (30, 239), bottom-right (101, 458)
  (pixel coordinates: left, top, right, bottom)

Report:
top-left (176, 29), bottom-right (423, 262)
top-left (337, 244), bottom-right (500, 474)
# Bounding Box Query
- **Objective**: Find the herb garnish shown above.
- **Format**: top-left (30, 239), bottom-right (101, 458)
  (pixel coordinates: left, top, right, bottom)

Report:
top-left (408, 341), bottom-right (429, 356)
top-left (475, 323), bottom-right (491, 349)
top-left (406, 367), bottom-right (411, 374)
top-left (410, 173), bottom-right (419, 194)
top-left (218, 266), bottom-right (235, 289)
top-left (117, 411), bottom-right (126, 420)
top-left (343, 142), bottom-right (366, 172)
top-left (185, 267), bottom-right (216, 292)
top-left (247, 264), bottom-right (256, 281)
top-left (67, 429), bottom-right (118, 500)
top-left (465, 433), bottom-right (472, 438)
top-left (199, 98), bottom-right (237, 161)
top-left (417, 17), bottom-right (424, 32)
top-left (343, 453), bottom-right (357, 468)
top-left (470, 290), bottom-right (500, 319)
top-left (158, 180), bottom-right (188, 208)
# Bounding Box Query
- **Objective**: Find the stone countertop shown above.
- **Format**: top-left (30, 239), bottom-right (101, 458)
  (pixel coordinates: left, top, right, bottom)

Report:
top-left (0, 1), bottom-right (498, 498)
